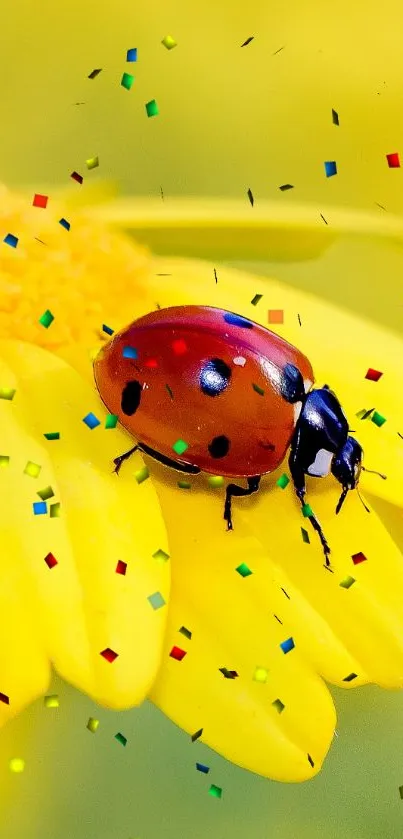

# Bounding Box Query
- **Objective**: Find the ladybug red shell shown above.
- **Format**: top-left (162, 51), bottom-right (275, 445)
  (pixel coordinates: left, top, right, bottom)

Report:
top-left (93, 305), bottom-right (314, 479)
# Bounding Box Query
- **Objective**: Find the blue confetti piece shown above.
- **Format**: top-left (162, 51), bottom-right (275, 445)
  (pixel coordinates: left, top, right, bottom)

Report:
top-left (83, 412), bottom-right (101, 429)
top-left (58, 218), bottom-right (70, 231)
top-left (223, 312), bottom-right (253, 329)
top-left (126, 48), bottom-right (137, 62)
top-left (122, 346), bottom-right (137, 359)
top-left (33, 501), bottom-right (47, 515)
top-left (148, 591), bottom-right (166, 610)
top-left (280, 637), bottom-right (295, 654)
top-left (3, 233), bottom-right (18, 248)
top-left (324, 160), bottom-right (337, 177)
top-left (196, 763), bottom-right (210, 774)
top-left (102, 324), bottom-right (114, 336)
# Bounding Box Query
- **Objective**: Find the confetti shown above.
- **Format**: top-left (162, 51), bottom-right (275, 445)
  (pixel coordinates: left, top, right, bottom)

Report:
top-left (298, 313), bottom-right (302, 326)
top-left (134, 467), bottom-right (149, 484)
top-left (148, 591), bottom-right (166, 610)
top-left (273, 45), bottom-right (285, 55)
top-left (172, 338), bottom-right (187, 354)
top-left (146, 99), bottom-right (159, 117)
top-left (105, 414), bottom-right (118, 429)
top-left (208, 476), bottom-right (225, 488)
top-left (272, 699), bottom-right (285, 713)
top-left (70, 171), bottom-right (83, 184)
top-left (58, 218), bottom-right (70, 231)
top-left (252, 383), bottom-right (264, 396)
top-left (43, 432), bottom-right (60, 440)
top-left (219, 667), bottom-right (238, 679)
top-left (365, 368), bottom-right (383, 381)
top-left (343, 673), bottom-right (358, 682)
top-left (399, 785), bottom-right (403, 800)
top-left (122, 346), bottom-right (138, 359)
top-left (280, 637), bottom-right (295, 654)
top-left (121, 72), bottom-right (135, 90)
top-left (87, 717), bottom-right (99, 732)
top-left (24, 461), bottom-right (41, 478)
top-left (279, 184), bottom-right (294, 191)
top-left (251, 293), bottom-right (263, 305)
top-left (276, 473), bottom-right (289, 489)
top-left (170, 645), bottom-right (187, 661)
top-left (102, 324), bottom-right (114, 336)
top-left (44, 552), bottom-right (58, 569)
top-left (233, 356), bottom-right (246, 366)
top-left (0, 692), bottom-right (9, 705)
top-left (37, 486), bottom-right (54, 500)
top-left (281, 587), bottom-right (290, 600)
top-left (371, 411), bottom-right (386, 427)
top-left (116, 560), bottom-right (127, 575)
top-left (161, 35), bottom-right (177, 50)
top-left (191, 728), bottom-right (203, 742)
top-left (320, 213), bottom-right (328, 225)
top-left (386, 152), bottom-right (400, 168)
top-left (302, 503), bottom-right (313, 517)
top-left (83, 412), bottom-right (101, 429)
top-left (324, 161), bottom-right (337, 177)
top-left (209, 784), bottom-right (222, 799)
top-left (165, 384), bottom-right (174, 399)
top-left (241, 36), bottom-right (254, 46)
top-left (115, 732), bottom-right (127, 746)
top-left (339, 575), bottom-right (356, 589)
top-left (301, 527), bottom-right (310, 544)
top-left (9, 759), bottom-right (25, 773)
top-left (86, 156), bottom-right (99, 170)
top-left (50, 502), bottom-right (60, 518)
top-left (307, 754), bottom-right (314, 768)
top-left (247, 188), bottom-right (254, 206)
top-left (236, 562), bottom-right (252, 577)
top-left (33, 501), bottom-right (47, 515)
top-left (3, 233), bottom-right (18, 248)
top-left (100, 648), bottom-right (118, 663)
top-left (126, 48), bottom-right (137, 62)
top-left (196, 763), bottom-right (210, 773)
top-left (351, 551), bottom-right (367, 565)
top-left (88, 68), bottom-right (102, 79)
top-left (33, 193), bottom-right (48, 209)
top-left (179, 626), bottom-right (192, 639)
top-left (268, 309), bottom-right (284, 324)
top-left (173, 439), bottom-right (188, 455)
top-left (214, 268), bottom-right (218, 283)
top-left (332, 108), bottom-right (339, 125)
top-left (44, 695), bottom-right (59, 708)
top-left (253, 666), bottom-right (268, 683)
top-left (0, 456), bottom-right (9, 467)
top-left (0, 387), bottom-right (16, 400)
top-left (177, 480), bottom-right (192, 489)
top-left (39, 309), bottom-right (54, 328)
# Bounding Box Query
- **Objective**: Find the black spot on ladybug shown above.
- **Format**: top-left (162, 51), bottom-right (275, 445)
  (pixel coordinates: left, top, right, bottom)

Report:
top-left (208, 435), bottom-right (231, 458)
top-left (223, 312), bottom-right (253, 329)
top-left (280, 364), bottom-right (305, 403)
top-left (121, 380), bottom-right (142, 415)
top-left (200, 358), bottom-right (232, 396)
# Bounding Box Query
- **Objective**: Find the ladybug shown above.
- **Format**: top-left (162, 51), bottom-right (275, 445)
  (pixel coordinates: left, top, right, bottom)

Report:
top-left (94, 305), bottom-right (376, 567)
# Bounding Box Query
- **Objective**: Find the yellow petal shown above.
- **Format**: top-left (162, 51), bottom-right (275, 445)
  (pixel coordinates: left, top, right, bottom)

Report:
top-left (0, 340), bottom-right (169, 711)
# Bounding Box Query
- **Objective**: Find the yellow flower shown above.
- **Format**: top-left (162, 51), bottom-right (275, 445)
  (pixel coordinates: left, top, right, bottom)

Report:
top-left (0, 185), bottom-right (402, 783)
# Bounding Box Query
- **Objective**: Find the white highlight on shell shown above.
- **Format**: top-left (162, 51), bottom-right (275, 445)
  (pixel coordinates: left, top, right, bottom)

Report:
top-left (304, 379), bottom-right (313, 393)
top-left (233, 356), bottom-right (246, 367)
top-left (307, 448), bottom-right (334, 477)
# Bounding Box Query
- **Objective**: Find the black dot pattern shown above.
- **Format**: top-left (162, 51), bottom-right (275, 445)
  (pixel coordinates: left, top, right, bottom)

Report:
top-left (223, 312), bottom-right (254, 329)
top-left (280, 364), bottom-right (305, 403)
top-left (200, 358), bottom-right (232, 396)
top-left (208, 435), bottom-right (231, 458)
top-left (121, 380), bottom-right (142, 415)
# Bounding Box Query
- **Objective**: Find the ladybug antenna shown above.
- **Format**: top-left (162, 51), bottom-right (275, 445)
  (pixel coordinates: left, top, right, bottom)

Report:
top-left (361, 466), bottom-right (387, 480)
top-left (356, 487), bottom-right (370, 514)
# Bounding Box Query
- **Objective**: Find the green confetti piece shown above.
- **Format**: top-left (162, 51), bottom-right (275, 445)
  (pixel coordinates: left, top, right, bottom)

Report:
top-left (251, 293), bottom-right (263, 306)
top-left (145, 99), bottom-right (159, 117)
top-left (37, 485), bottom-right (54, 500)
top-left (371, 411), bottom-right (386, 427)
top-left (134, 467), bottom-right (149, 484)
top-left (355, 408), bottom-right (368, 419)
top-left (39, 309), bottom-right (54, 328)
top-left (9, 759), bottom-right (25, 773)
top-left (161, 34), bottom-right (177, 49)
top-left (0, 387), bottom-right (16, 400)
top-left (152, 548), bottom-right (170, 562)
top-left (24, 461), bottom-right (41, 478)
top-left (208, 475), bottom-right (225, 488)
top-left (209, 784), bottom-right (222, 799)
top-left (179, 626), bottom-right (192, 639)
top-left (339, 576), bottom-right (356, 589)
top-left (177, 480), bottom-right (192, 489)
top-left (44, 695), bottom-right (59, 708)
top-left (253, 666), bottom-right (268, 683)
top-left (87, 717), bottom-right (99, 733)
top-left (86, 156), bottom-right (99, 169)
top-left (399, 785), bottom-right (403, 800)
top-left (276, 473), bottom-right (289, 489)
top-left (43, 432), bottom-right (60, 440)
top-left (302, 503), bottom-right (313, 518)
top-left (148, 591), bottom-right (166, 610)
top-left (252, 382), bottom-right (264, 396)
top-left (236, 562), bottom-right (252, 578)
top-left (121, 72), bottom-right (134, 90)
top-left (105, 414), bottom-right (118, 429)
top-left (272, 699), bottom-right (285, 713)
top-left (114, 732), bottom-right (127, 746)
top-left (173, 438), bottom-right (188, 455)
top-left (49, 502), bottom-right (61, 518)
top-left (343, 672), bottom-right (358, 682)
top-left (0, 455), bottom-right (10, 467)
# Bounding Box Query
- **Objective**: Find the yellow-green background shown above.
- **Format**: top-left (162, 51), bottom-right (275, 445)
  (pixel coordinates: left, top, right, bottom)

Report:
top-left (1, 0), bottom-right (403, 837)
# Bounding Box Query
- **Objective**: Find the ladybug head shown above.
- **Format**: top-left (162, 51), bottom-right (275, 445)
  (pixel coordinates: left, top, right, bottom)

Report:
top-left (331, 436), bottom-right (363, 514)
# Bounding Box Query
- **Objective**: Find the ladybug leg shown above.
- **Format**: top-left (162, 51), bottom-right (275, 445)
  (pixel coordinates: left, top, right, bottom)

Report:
top-left (113, 445), bottom-right (138, 475)
top-left (223, 476), bottom-right (261, 530)
top-left (295, 487), bottom-right (332, 571)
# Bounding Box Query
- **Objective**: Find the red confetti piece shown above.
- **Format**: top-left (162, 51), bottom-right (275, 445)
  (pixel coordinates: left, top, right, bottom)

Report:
top-left (70, 171), bottom-right (83, 184)
top-left (169, 646), bottom-right (187, 661)
top-left (386, 152), bottom-right (400, 168)
top-left (33, 193), bottom-right (48, 209)
top-left (172, 339), bottom-right (187, 355)
top-left (268, 310), bottom-right (284, 324)
top-left (145, 358), bottom-right (158, 368)
top-left (44, 552), bottom-right (58, 569)
top-left (0, 692), bottom-right (9, 705)
top-left (365, 368), bottom-right (383, 382)
top-left (351, 551), bottom-right (367, 565)
top-left (100, 648), bottom-right (118, 662)
top-left (116, 560), bottom-right (127, 575)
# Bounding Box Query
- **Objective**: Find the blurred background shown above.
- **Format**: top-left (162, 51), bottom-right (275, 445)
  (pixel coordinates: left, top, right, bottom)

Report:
top-left (1, 0), bottom-right (403, 836)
